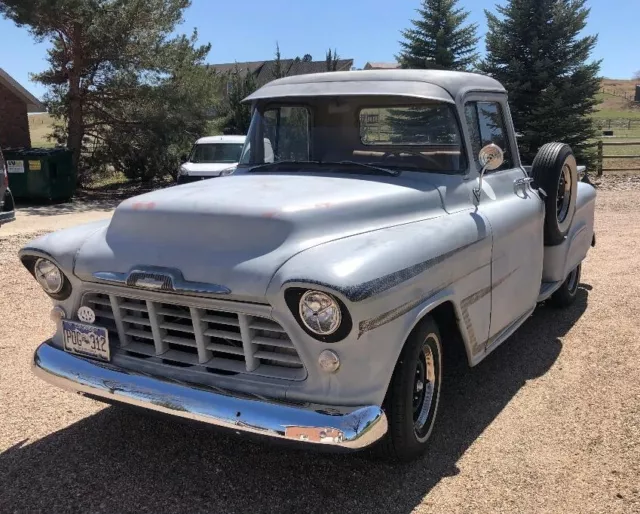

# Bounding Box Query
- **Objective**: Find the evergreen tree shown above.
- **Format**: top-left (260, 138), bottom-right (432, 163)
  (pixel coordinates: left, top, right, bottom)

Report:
top-left (326, 49), bottom-right (340, 71)
top-left (0, 0), bottom-right (216, 180)
top-left (397, 0), bottom-right (479, 71)
top-left (272, 42), bottom-right (287, 79)
top-left (479, 0), bottom-right (601, 165)
top-left (217, 64), bottom-right (257, 136)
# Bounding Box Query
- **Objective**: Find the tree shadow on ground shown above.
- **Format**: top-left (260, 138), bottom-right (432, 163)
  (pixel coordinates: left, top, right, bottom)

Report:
top-left (15, 198), bottom-right (121, 216)
top-left (14, 178), bottom-right (174, 216)
top-left (0, 287), bottom-right (589, 514)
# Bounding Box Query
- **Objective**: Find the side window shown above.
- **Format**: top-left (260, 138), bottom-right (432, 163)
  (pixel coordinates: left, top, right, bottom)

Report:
top-left (263, 106), bottom-right (310, 161)
top-left (465, 101), bottom-right (512, 171)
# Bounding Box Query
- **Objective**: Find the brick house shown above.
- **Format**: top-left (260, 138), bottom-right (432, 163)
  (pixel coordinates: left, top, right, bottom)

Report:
top-left (0, 68), bottom-right (45, 149)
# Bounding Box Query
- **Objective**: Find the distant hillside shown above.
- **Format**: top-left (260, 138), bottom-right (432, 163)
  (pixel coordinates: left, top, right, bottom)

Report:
top-left (596, 79), bottom-right (640, 119)
top-left (28, 113), bottom-right (56, 147)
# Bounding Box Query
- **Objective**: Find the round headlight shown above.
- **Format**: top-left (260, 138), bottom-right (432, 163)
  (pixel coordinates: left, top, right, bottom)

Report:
top-left (299, 290), bottom-right (342, 335)
top-left (34, 258), bottom-right (64, 294)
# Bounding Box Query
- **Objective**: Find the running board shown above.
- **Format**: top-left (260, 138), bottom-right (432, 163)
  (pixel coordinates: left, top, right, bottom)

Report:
top-left (484, 307), bottom-right (536, 359)
top-left (537, 280), bottom-right (563, 302)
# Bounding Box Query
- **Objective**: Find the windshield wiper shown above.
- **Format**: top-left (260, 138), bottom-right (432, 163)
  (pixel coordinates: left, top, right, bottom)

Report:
top-left (247, 160), bottom-right (322, 172)
top-left (246, 159), bottom-right (400, 177)
top-left (329, 160), bottom-right (400, 177)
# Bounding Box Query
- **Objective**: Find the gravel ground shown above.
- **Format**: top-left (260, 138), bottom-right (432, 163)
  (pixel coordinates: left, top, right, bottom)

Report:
top-left (1, 187), bottom-right (639, 513)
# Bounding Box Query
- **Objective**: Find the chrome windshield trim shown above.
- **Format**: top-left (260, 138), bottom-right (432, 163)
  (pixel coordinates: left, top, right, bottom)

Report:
top-left (92, 266), bottom-right (231, 296)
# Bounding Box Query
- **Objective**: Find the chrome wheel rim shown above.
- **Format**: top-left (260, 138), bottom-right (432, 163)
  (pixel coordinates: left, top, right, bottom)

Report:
top-left (413, 340), bottom-right (436, 439)
top-left (557, 163), bottom-right (572, 223)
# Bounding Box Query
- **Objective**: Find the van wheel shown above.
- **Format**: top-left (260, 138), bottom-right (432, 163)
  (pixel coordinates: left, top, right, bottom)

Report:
top-left (548, 264), bottom-right (581, 308)
top-left (531, 143), bottom-right (578, 246)
top-left (378, 316), bottom-right (443, 462)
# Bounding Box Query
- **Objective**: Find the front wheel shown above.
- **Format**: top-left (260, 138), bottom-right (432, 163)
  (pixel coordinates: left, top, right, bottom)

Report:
top-left (378, 316), bottom-right (443, 462)
top-left (548, 264), bottom-right (582, 308)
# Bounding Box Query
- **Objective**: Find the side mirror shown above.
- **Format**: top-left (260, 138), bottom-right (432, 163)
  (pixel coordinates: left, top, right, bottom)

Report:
top-left (473, 144), bottom-right (504, 201)
top-left (180, 154), bottom-right (188, 163)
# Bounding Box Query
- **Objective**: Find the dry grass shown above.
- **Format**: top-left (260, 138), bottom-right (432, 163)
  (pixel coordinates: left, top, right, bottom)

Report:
top-left (28, 113), bottom-right (57, 148)
top-left (1, 183), bottom-right (639, 513)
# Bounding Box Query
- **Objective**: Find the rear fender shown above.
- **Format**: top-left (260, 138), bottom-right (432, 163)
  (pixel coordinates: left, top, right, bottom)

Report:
top-left (542, 182), bottom-right (596, 282)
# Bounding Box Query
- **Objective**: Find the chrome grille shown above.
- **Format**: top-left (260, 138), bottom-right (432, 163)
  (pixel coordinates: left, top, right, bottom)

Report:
top-left (83, 293), bottom-right (305, 381)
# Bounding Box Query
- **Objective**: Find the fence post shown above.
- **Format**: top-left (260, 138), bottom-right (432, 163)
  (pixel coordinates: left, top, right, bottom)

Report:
top-left (597, 140), bottom-right (603, 177)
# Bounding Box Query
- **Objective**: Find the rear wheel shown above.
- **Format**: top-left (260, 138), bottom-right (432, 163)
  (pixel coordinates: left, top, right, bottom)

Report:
top-left (548, 264), bottom-right (581, 308)
top-left (378, 316), bottom-right (442, 462)
top-left (531, 143), bottom-right (578, 246)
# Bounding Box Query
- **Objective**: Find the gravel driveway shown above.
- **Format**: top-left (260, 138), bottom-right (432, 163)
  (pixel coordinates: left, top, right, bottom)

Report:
top-left (1, 188), bottom-right (638, 513)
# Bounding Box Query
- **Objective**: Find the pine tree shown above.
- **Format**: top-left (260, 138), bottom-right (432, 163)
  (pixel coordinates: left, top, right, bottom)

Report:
top-left (0, 0), bottom-right (215, 180)
top-left (218, 64), bottom-right (257, 135)
top-left (397, 0), bottom-right (479, 71)
top-left (479, 0), bottom-right (601, 165)
top-left (326, 49), bottom-right (340, 71)
top-left (272, 42), bottom-right (287, 79)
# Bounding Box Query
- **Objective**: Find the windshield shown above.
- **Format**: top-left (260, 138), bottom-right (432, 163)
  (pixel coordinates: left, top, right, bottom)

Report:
top-left (189, 143), bottom-right (244, 164)
top-left (239, 97), bottom-right (466, 173)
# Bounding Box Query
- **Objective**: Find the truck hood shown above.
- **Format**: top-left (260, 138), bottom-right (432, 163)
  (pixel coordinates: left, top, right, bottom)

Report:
top-left (73, 173), bottom-right (446, 298)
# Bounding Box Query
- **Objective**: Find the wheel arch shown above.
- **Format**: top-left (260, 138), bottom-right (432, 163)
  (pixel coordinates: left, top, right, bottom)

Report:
top-left (400, 294), bottom-right (475, 371)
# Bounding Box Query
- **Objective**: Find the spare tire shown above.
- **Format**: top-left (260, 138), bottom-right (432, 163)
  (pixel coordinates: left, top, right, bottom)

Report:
top-left (531, 143), bottom-right (578, 246)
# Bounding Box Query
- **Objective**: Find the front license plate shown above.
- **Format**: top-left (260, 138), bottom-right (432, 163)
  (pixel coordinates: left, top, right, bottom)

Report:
top-left (62, 321), bottom-right (110, 362)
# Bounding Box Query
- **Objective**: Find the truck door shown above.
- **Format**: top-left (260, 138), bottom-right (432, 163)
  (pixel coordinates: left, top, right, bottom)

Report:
top-left (464, 97), bottom-right (545, 342)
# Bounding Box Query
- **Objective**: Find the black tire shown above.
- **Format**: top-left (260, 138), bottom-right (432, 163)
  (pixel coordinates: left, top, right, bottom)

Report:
top-left (377, 316), bottom-right (443, 462)
top-left (531, 143), bottom-right (578, 246)
top-left (548, 264), bottom-right (581, 308)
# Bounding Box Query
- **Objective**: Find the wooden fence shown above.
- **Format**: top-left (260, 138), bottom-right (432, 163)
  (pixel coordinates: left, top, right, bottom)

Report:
top-left (595, 140), bottom-right (640, 176)
top-left (600, 87), bottom-right (639, 102)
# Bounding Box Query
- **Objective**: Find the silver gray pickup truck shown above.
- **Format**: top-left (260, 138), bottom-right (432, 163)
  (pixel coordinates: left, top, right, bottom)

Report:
top-left (21, 70), bottom-right (596, 461)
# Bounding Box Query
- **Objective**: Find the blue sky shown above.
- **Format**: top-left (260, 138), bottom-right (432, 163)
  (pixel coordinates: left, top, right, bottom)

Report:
top-left (0, 0), bottom-right (634, 99)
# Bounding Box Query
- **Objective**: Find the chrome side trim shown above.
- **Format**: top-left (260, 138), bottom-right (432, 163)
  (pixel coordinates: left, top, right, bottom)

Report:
top-left (32, 342), bottom-right (388, 450)
top-left (92, 266), bottom-right (231, 296)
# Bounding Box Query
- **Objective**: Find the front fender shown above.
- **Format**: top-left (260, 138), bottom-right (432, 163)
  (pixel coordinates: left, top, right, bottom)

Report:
top-left (19, 220), bottom-right (111, 277)
top-left (18, 220), bottom-right (111, 319)
top-left (267, 211), bottom-right (493, 406)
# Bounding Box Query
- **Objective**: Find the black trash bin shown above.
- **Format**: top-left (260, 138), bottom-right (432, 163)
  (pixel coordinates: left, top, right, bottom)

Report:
top-left (4, 147), bottom-right (75, 202)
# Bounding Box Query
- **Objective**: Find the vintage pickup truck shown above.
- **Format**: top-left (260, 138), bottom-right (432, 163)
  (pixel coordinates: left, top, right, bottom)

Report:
top-left (21, 70), bottom-right (596, 461)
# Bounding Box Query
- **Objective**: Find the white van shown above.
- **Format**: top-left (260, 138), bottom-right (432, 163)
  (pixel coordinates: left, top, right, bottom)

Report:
top-left (177, 135), bottom-right (246, 184)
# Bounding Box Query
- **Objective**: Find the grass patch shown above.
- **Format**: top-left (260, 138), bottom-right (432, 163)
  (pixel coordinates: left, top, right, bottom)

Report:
top-left (84, 171), bottom-right (131, 190)
top-left (28, 113), bottom-right (57, 148)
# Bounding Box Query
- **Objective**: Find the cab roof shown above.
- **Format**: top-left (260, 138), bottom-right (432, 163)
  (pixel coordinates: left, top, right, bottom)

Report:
top-left (243, 70), bottom-right (506, 104)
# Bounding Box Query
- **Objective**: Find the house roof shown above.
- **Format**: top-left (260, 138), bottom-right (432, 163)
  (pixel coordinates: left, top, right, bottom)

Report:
top-left (244, 69), bottom-right (505, 103)
top-left (210, 58), bottom-right (354, 87)
top-left (209, 61), bottom-right (266, 75)
top-left (364, 62), bottom-right (401, 70)
top-left (0, 68), bottom-right (46, 113)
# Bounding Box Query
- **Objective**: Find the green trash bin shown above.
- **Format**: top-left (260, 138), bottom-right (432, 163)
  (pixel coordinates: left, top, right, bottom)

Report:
top-left (4, 147), bottom-right (75, 202)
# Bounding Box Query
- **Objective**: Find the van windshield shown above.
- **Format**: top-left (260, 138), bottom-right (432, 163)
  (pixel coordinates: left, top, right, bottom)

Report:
top-left (239, 98), bottom-right (466, 174)
top-left (190, 143), bottom-right (244, 164)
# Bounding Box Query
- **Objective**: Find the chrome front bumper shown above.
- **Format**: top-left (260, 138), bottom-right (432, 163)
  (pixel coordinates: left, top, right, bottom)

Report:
top-left (32, 342), bottom-right (388, 449)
